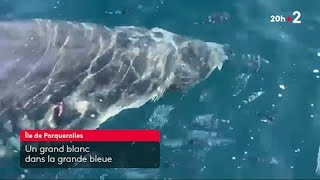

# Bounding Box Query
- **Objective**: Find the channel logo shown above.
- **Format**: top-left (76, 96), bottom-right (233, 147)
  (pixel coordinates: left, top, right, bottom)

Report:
top-left (270, 11), bottom-right (302, 24)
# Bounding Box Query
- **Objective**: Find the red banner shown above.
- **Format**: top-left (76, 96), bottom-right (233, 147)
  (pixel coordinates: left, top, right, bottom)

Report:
top-left (20, 130), bottom-right (160, 142)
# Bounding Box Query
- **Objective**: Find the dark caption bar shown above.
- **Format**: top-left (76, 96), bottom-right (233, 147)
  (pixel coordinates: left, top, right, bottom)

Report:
top-left (20, 130), bottom-right (160, 168)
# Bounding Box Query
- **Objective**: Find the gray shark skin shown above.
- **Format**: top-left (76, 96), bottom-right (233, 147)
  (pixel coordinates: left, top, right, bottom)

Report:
top-left (0, 19), bottom-right (228, 150)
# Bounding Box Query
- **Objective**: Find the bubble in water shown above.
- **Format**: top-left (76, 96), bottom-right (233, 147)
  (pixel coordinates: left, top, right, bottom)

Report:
top-left (200, 165), bottom-right (206, 172)
top-left (279, 84), bottom-right (286, 90)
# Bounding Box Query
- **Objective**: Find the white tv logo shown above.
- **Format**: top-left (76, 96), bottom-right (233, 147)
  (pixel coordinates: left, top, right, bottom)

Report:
top-left (270, 11), bottom-right (301, 24)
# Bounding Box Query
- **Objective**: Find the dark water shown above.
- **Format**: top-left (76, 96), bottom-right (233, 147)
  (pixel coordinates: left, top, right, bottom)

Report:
top-left (1, 0), bottom-right (320, 179)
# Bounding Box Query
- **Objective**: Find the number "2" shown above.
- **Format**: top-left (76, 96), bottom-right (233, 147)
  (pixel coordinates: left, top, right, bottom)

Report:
top-left (292, 11), bottom-right (301, 24)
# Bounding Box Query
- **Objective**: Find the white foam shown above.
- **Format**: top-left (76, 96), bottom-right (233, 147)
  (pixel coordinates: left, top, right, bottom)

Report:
top-left (208, 138), bottom-right (235, 146)
top-left (162, 139), bottom-right (183, 148)
top-left (269, 157), bottom-right (278, 165)
top-left (316, 146), bottom-right (320, 175)
top-left (199, 91), bottom-right (211, 102)
top-left (188, 130), bottom-right (211, 140)
top-left (242, 91), bottom-right (265, 104)
top-left (18, 174), bottom-right (26, 180)
top-left (124, 169), bottom-right (158, 179)
top-left (279, 84), bottom-right (286, 90)
top-left (148, 105), bottom-right (173, 128)
top-left (313, 69), bottom-right (319, 73)
top-left (194, 114), bottom-right (214, 124)
top-left (74, 100), bottom-right (90, 116)
top-left (233, 73), bottom-right (251, 96)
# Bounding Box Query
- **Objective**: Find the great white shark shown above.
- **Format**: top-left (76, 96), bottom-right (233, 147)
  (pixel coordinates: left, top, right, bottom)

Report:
top-left (0, 19), bottom-right (228, 153)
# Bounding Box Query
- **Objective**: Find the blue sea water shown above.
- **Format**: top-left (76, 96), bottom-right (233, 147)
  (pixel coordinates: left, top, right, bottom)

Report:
top-left (1, 0), bottom-right (320, 179)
